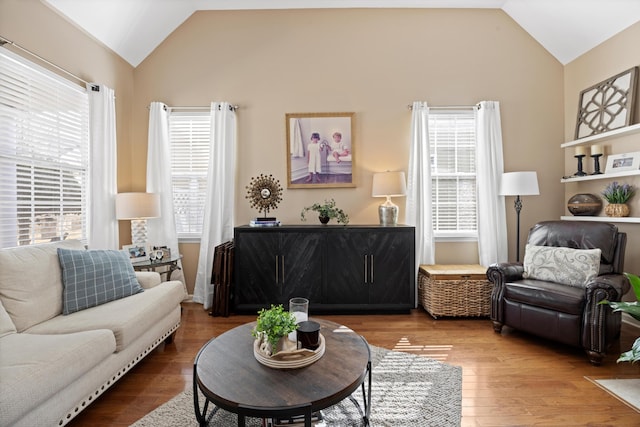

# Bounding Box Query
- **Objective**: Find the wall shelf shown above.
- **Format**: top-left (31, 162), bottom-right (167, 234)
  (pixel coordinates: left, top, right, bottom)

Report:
top-left (561, 169), bottom-right (640, 183)
top-left (560, 215), bottom-right (640, 224)
top-left (561, 123), bottom-right (640, 148)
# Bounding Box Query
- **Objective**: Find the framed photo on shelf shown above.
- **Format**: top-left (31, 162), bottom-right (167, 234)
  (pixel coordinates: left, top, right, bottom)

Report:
top-left (286, 112), bottom-right (355, 189)
top-left (605, 151), bottom-right (640, 174)
top-left (122, 244), bottom-right (147, 261)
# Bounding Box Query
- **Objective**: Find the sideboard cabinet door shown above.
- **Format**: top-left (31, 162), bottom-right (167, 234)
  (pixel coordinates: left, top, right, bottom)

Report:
top-left (325, 228), bottom-right (414, 308)
top-left (234, 228), bottom-right (323, 312)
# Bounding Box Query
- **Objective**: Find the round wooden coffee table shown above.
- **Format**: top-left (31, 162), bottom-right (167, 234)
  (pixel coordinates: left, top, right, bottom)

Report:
top-left (193, 318), bottom-right (371, 427)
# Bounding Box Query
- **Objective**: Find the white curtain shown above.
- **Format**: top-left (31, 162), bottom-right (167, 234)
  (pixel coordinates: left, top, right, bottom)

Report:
top-left (146, 102), bottom-right (187, 292)
top-left (406, 101), bottom-right (435, 282)
top-left (476, 101), bottom-right (507, 266)
top-left (87, 84), bottom-right (118, 250)
top-left (193, 102), bottom-right (237, 309)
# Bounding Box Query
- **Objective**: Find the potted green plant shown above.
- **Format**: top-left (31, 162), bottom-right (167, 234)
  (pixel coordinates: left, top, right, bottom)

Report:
top-left (300, 198), bottom-right (349, 225)
top-left (602, 181), bottom-right (635, 217)
top-left (251, 304), bottom-right (298, 356)
top-left (600, 272), bottom-right (640, 363)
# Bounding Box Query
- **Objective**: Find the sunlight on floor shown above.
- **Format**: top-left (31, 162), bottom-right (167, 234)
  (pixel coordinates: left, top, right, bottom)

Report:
top-left (393, 337), bottom-right (453, 361)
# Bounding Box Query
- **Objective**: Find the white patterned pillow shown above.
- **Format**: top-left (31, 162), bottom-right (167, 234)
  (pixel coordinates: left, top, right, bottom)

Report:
top-left (58, 248), bottom-right (144, 314)
top-left (522, 245), bottom-right (601, 288)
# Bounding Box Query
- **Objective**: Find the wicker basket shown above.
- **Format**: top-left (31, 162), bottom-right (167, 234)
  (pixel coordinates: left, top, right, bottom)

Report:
top-left (418, 264), bottom-right (492, 318)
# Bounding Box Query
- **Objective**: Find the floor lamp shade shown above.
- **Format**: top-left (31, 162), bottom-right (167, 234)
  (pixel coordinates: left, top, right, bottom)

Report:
top-left (500, 171), bottom-right (540, 197)
top-left (499, 171), bottom-right (540, 262)
top-left (372, 171), bottom-right (407, 226)
top-left (115, 193), bottom-right (161, 246)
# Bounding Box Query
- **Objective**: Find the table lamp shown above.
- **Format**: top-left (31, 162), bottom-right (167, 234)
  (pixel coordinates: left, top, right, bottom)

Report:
top-left (500, 171), bottom-right (540, 262)
top-left (115, 192), bottom-right (161, 246)
top-left (372, 171), bottom-right (407, 226)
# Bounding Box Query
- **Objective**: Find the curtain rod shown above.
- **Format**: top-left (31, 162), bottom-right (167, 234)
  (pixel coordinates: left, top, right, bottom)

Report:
top-left (0, 35), bottom-right (91, 87)
top-left (165, 105), bottom-right (239, 111)
top-left (407, 104), bottom-right (480, 110)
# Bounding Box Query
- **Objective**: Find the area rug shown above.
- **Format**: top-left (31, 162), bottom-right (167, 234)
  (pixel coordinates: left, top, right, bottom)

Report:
top-left (586, 377), bottom-right (640, 413)
top-left (131, 345), bottom-right (462, 426)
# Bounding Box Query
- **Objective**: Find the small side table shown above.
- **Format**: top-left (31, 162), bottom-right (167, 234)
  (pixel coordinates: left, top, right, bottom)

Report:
top-left (132, 255), bottom-right (182, 281)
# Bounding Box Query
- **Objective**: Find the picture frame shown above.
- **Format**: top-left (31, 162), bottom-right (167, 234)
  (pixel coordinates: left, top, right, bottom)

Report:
top-left (152, 245), bottom-right (171, 260)
top-left (575, 67), bottom-right (638, 139)
top-left (605, 151), bottom-right (640, 174)
top-left (286, 112), bottom-right (355, 189)
top-left (122, 244), bottom-right (147, 261)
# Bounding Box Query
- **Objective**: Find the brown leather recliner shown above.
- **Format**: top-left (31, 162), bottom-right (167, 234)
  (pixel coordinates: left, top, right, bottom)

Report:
top-left (487, 220), bottom-right (630, 365)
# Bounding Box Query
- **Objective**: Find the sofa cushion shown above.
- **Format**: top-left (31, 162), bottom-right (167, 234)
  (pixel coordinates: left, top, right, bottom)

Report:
top-left (58, 248), bottom-right (144, 314)
top-left (0, 330), bottom-right (115, 427)
top-left (0, 239), bottom-right (85, 332)
top-left (0, 299), bottom-right (16, 338)
top-left (522, 244), bottom-right (601, 288)
top-left (26, 280), bottom-right (184, 351)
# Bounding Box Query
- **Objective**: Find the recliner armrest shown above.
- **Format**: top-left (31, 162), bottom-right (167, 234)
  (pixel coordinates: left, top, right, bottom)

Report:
top-left (487, 262), bottom-right (524, 324)
top-left (487, 262), bottom-right (524, 284)
top-left (582, 273), bottom-right (630, 357)
top-left (585, 274), bottom-right (630, 302)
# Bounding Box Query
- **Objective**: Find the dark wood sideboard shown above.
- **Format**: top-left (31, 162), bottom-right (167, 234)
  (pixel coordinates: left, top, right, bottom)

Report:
top-left (233, 224), bottom-right (415, 314)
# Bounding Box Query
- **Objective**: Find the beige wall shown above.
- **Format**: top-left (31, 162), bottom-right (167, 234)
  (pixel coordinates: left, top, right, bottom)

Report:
top-left (564, 21), bottom-right (640, 279)
top-left (133, 8), bottom-right (565, 290)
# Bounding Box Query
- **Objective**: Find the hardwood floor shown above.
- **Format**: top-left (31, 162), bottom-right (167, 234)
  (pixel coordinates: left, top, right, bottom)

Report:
top-left (67, 302), bottom-right (640, 427)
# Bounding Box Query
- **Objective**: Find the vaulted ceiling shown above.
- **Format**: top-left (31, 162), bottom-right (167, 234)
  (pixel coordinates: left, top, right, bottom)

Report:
top-left (42, 0), bottom-right (640, 67)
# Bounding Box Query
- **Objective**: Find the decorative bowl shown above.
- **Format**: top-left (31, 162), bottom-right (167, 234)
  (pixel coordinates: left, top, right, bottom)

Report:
top-left (567, 193), bottom-right (602, 216)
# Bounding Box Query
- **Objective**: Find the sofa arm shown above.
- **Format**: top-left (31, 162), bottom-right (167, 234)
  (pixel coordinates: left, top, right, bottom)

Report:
top-left (487, 262), bottom-right (524, 325)
top-left (135, 271), bottom-right (162, 289)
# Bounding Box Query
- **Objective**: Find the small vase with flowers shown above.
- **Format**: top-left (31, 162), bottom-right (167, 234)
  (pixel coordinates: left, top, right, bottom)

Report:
top-left (602, 181), bottom-right (635, 217)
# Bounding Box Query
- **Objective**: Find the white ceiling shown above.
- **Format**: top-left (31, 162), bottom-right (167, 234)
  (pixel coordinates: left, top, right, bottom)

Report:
top-left (42, 0), bottom-right (640, 67)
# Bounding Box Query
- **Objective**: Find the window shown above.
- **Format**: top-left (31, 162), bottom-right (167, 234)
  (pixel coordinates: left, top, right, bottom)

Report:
top-left (429, 109), bottom-right (477, 240)
top-left (0, 50), bottom-right (89, 248)
top-left (168, 111), bottom-right (210, 239)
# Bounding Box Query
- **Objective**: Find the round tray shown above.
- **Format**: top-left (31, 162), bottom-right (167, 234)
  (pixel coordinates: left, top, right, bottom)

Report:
top-left (253, 334), bottom-right (325, 369)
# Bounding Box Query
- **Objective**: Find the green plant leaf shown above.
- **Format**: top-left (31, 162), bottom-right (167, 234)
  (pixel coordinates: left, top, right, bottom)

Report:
top-left (624, 272), bottom-right (640, 302)
top-left (617, 337), bottom-right (640, 363)
top-left (300, 198), bottom-right (349, 224)
top-left (600, 300), bottom-right (640, 322)
top-left (251, 304), bottom-right (298, 353)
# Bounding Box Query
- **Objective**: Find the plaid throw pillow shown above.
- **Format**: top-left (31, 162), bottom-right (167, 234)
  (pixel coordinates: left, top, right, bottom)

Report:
top-left (57, 248), bottom-right (144, 315)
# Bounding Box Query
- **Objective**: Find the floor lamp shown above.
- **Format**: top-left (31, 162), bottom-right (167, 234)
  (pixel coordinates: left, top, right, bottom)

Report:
top-left (500, 171), bottom-right (540, 262)
top-left (115, 192), bottom-right (161, 246)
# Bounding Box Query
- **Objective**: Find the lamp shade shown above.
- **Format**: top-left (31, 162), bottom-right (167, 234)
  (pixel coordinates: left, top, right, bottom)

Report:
top-left (115, 193), bottom-right (161, 219)
top-left (372, 171), bottom-right (407, 197)
top-left (500, 172), bottom-right (539, 196)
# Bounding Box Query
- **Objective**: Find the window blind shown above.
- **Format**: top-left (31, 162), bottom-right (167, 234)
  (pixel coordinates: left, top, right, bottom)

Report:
top-left (0, 49), bottom-right (89, 248)
top-left (168, 112), bottom-right (211, 238)
top-left (429, 110), bottom-right (477, 237)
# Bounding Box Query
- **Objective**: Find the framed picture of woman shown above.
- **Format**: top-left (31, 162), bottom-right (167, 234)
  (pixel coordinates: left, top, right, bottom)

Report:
top-left (286, 112), bottom-right (355, 189)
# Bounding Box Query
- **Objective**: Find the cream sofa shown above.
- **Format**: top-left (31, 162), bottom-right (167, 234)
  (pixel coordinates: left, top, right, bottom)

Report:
top-left (0, 240), bottom-right (185, 427)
